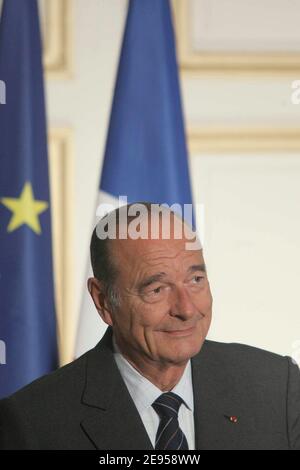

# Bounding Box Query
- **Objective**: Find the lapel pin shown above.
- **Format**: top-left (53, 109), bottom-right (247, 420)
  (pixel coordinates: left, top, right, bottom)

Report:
top-left (224, 415), bottom-right (238, 423)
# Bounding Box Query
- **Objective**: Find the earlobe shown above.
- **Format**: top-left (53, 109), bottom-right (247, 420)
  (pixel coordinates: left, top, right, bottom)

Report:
top-left (98, 301), bottom-right (114, 327)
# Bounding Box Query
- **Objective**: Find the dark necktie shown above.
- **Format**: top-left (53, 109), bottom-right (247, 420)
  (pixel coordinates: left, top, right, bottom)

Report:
top-left (152, 391), bottom-right (189, 450)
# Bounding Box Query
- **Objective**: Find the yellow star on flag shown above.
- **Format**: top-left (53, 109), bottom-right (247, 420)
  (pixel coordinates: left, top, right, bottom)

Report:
top-left (0, 182), bottom-right (48, 234)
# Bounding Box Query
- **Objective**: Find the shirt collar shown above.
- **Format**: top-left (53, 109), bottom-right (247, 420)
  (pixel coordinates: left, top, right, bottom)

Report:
top-left (112, 333), bottom-right (194, 417)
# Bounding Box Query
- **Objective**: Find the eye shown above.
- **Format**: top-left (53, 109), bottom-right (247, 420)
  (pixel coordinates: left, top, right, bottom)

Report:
top-left (153, 286), bottom-right (162, 294)
top-left (142, 284), bottom-right (169, 303)
top-left (192, 275), bottom-right (204, 284)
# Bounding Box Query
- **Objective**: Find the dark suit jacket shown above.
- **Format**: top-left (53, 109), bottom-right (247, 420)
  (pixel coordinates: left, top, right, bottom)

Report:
top-left (0, 326), bottom-right (299, 450)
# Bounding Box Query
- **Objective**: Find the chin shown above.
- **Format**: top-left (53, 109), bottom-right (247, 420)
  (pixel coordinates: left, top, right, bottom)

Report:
top-left (161, 337), bottom-right (205, 365)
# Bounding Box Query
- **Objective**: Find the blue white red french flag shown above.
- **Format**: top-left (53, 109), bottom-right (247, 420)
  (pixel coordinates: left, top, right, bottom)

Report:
top-left (76, 0), bottom-right (194, 356)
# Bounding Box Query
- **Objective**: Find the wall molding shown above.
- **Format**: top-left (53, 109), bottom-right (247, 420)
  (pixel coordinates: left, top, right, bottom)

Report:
top-left (172, 0), bottom-right (300, 76)
top-left (188, 126), bottom-right (300, 153)
top-left (48, 128), bottom-right (74, 364)
top-left (41, 0), bottom-right (72, 78)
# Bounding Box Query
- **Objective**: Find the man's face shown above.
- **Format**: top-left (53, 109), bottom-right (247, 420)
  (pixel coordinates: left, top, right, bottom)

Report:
top-left (106, 224), bottom-right (213, 368)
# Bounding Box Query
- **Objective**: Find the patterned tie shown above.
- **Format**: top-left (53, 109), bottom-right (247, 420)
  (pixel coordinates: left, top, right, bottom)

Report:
top-left (152, 392), bottom-right (189, 450)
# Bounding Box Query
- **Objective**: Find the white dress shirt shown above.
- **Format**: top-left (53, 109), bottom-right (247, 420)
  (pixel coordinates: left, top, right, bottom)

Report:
top-left (112, 334), bottom-right (195, 450)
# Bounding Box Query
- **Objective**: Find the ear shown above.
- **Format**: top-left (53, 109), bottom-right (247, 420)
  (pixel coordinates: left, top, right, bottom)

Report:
top-left (87, 277), bottom-right (114, 326)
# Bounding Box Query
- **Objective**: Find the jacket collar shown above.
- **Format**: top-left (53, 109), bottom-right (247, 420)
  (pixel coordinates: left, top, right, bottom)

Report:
top-left (81, 327), bottom-right (153, 450)
top-left (80, 327), bottom-right (240, 450)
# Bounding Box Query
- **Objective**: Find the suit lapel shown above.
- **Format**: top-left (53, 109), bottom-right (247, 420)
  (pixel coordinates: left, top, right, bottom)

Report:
top-left (81, 330), bottom-right (245, 450)
top-left (80, 327), bottom-right (153, 450)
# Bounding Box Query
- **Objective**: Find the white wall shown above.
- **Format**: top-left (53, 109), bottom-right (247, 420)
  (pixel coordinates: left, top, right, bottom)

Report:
top-left (192, 153), bottom-right (300, 360)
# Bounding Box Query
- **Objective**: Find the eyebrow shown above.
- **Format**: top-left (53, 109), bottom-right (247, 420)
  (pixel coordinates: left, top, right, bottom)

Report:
top-left (137, 273), bottom-right (167, 292)
top-left (187, 264), bottom-right (207, 274)
top-left (137, 264), bottom-right (207, 292)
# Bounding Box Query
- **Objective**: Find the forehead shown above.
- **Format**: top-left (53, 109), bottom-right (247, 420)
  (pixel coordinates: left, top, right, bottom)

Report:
top-left (112, 235), bottom-right (204, 274)
top-left (106, 210), bottom-right (203, 275)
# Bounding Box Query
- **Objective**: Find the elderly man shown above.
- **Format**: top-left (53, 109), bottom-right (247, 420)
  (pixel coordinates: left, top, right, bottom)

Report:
top-left (0, 203), bottom-right (299, 450)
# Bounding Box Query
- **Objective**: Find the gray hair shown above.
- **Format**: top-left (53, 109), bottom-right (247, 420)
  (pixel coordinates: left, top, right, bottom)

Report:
top-left (90, 229), bottom-right (121, 311)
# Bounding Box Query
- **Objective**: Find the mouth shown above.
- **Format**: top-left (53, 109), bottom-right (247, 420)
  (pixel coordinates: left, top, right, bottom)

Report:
top-left (160, 326), bottom-right (196, 337)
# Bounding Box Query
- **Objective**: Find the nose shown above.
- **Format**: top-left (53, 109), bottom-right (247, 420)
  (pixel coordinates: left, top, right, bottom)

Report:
top-left (169, 285), bottom-right (198, 320)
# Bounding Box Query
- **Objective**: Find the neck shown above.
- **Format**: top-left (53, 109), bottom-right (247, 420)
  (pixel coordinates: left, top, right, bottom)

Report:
top-left (113, 336), bottom-right (188, 391)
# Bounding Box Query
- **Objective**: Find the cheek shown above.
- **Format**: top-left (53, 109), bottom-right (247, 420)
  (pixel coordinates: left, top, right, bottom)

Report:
top-left (197, 285), bottom-right (213, 310)
top-left (131, 302), bottom-right (169, 335)
top-left (126, 300), bottom-right (162, 328)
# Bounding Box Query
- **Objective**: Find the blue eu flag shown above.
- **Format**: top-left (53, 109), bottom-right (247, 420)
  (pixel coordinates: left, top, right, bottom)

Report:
top-left (0, 0), bottom-right (58, 398)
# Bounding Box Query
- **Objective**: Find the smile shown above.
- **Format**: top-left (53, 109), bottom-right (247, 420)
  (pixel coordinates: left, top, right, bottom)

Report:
top-left (161, 326), bottom-right (196, 337)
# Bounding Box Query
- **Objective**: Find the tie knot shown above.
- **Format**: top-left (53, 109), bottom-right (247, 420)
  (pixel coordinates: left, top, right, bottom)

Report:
top-left (152, 392), bottom-right (183, 419)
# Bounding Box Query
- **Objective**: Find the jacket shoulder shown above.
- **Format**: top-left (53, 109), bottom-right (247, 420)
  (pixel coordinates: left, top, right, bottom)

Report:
top-left (0, 349), bottom-right (90, 414)
top-left (203, 338), bottom-right (289, 362)
top-left (0, 351), bottom-right (93, 449)
top-left (204, 338), bottom-right (287, 360)
top-left (201, 338), bottom-right (296, 379)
